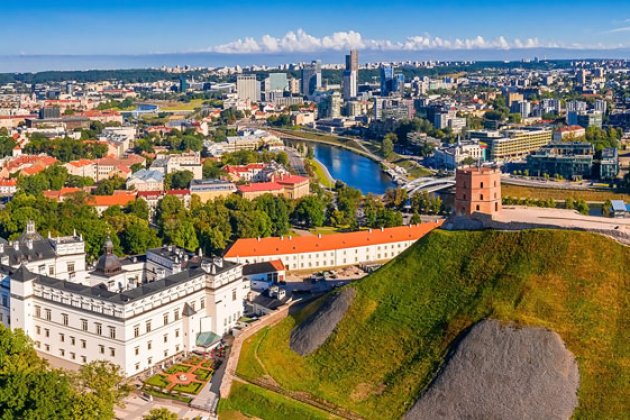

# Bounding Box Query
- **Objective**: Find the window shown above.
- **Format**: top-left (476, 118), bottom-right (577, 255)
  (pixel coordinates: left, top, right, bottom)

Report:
top-left (48, 266), bottom-right (54, 276)
top-left (59, 333), bottom-right (65, 342)
top-left (163, 334), bottom-right (168, 343)
top-left (59, 349), bottom-right (65, 357)
top-left (95, 323), bottom-right (102, 336)
top-left (480, 194), bottom-right (484, 200)
top-left (99, 345), bottom-right (104, 354)
top-left (81, 319), bottom-right (88, 331)
top-left (80, 339), bottom-right (86, 349)
top-left (109, 326), bottom-right (116, 339)
top-left (67, 263), bottom-right (75, 273)
top-left (45, 309), bottom-right (51, 321)
top-left (135, 363), bottom-right (140, 371)
top-left (145, 320), bottom-right (152, 333)
top-left (45, 344), bottom-right (50, 351)
top-left (175, 345), bottom-right (180, 353)
top-left (70, 352), bottom-right (75, 360)
top-left (44, 328), bottom-right (49, 338)
top-left (232, 289), bottom-right (237, 301)
top-left (70, 336), bottom-right (75, 346)
top-left (133, 325), bottom-right (140, 338)
top-left (147, 357), bottom-right (152, 365)
top-left (476, 205), bottom-right (480, 211)
top-left (175, 329), bottom-right (180, 338)
top-left (81, 356), bottom-right (87, 363)
top-left (62, 313), bottom-right (68, 326)
top-left (164, 350), bottom-right (168, 357)
top-left (200, 298), bottom-right (205, 309)
top-left (174, 309), bottom-right (180, 321)
top-left (480, 182), bottom-right (484, 188)
top-left (109, 347), bottom-right (115, 357)
top-left (36, 326), bottom-right (41, 335)
top-left (147, 341), bottom-right (152, 350)
top-left (163, 313), bottom-right (169, 326)
top-left (134, 346), bottom-right (139, 356)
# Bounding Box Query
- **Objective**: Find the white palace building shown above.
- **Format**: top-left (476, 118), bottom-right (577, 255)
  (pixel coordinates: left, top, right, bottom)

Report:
top-left (0, 221), bottom-right (249, 377)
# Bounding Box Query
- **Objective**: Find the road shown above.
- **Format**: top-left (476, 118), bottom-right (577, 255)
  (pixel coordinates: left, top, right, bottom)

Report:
top-left (285, 147), bottom-right (308, 176)
top-left (502, 175), bottom-right (605, 190)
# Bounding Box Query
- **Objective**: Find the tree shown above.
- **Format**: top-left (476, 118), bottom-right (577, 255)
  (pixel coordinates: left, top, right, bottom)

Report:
top-left (165, 170), bottom-right (194, 190)
top-left (143, 408), bottom-right (179, 420)
top-left (72, 361), bottom-right (130, 419)
top-left (382, 133), bottom-right (395, 158)
top-left (292, 195), bottom-right (326, 227)
top-left (119, 217), bottom-right (161, 255)
top-left (254, 194), bottom-right (291, 236)
top-left (94, 176), bottom-right (126, 195)
top-left (231, 210), bottom-right (272, 239)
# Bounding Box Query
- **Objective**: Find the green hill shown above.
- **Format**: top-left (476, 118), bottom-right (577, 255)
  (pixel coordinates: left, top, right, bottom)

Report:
top-left (221, 229), bottom-right (630, 419)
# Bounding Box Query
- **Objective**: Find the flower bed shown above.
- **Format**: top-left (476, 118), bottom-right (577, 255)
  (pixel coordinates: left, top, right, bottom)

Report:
top-left (172, 381), bottom-right (204, 395)
top-left (165, 364), bottom-right (191, 374)
top-left (194, 368), bottom-right (212, 381)
top-left (144, 374), bottom-right (170, 389)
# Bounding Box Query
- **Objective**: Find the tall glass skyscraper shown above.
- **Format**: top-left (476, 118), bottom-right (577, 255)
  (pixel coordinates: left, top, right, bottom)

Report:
top-left (301, 60), bottom-right (322, 96)
top-left (343, 49), bottom-right (359, 100)
top-left (380, 64), bottom-right (404, 96)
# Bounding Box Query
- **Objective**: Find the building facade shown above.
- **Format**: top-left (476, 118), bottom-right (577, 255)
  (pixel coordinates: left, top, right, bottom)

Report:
top-left (0, 228), bottom-right (249, 378)
top-left (224, 223), bottom-right (443, 271)
top-left (454, 166), bottom-right (502, 216)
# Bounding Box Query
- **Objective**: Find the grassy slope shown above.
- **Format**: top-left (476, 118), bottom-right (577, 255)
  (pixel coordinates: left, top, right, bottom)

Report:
top-left (235, 229), bottom-right (629, 419)
top-left (218, 382), bottom-right (336, 420)
top-left (502, 183), bottom-right (630, 202)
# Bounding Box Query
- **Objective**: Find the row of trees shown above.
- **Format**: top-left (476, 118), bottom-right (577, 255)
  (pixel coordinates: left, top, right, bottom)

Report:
top-left (24, 134), bottom-right (108, 162)
top-left (0, 325), bottom-right (128, 419)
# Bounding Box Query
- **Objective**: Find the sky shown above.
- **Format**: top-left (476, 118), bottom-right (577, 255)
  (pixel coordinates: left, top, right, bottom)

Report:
top-left (2, 0), bottom-right (630, 56)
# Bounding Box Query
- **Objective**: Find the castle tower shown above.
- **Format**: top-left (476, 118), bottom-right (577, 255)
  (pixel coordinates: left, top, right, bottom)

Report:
top-left (455, 166), bottom-right (502, 216)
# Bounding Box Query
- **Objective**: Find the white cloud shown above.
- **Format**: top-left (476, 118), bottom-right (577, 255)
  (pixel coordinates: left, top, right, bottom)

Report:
top-left (207, 29), bottom-right (617, 54)
top-left (607, 26), bottom-right (630, 33)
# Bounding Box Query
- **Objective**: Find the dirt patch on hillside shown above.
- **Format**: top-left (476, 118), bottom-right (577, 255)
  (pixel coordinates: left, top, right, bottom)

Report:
top-left (290, 288), bottom-right (356, 356)
top-left (406, 319), bottom-right (579, 420)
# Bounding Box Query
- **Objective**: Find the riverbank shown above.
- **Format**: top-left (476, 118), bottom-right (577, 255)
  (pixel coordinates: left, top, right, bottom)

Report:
top-left (308, 158), bottom-right (335, 188)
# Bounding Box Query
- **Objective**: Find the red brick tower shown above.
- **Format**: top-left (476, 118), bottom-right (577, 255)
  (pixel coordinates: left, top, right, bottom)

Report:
top-left (455, 166), bottom-right (502, 216)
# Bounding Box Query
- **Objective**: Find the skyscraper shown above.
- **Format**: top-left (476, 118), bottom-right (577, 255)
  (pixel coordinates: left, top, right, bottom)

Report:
top-left (343, 49), bottom-right (359, 100)
top-left (237, 74), bottom-right (260, 103)
top-left (301, 60), bottom-right (321, 96)
top-left (380, 64), bottom-right (403, 96)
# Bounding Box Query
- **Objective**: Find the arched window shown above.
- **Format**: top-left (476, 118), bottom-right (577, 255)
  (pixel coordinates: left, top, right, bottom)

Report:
top-left (495, 202), bottom-right (499, 212)
top-left (476, 205), bottom-right (480, 211)
top-left (480, 194), bottom-right (484, 200)
top-left (480, 182), bottom-right (484, 188)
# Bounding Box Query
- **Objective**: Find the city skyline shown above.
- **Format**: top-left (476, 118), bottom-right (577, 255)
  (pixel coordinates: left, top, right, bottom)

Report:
top-left (2, 0), bottom-right (630, 56)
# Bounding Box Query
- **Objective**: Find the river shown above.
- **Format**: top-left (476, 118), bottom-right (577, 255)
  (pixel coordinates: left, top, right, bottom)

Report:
top-left (301, 142), bottom-right (396, 195)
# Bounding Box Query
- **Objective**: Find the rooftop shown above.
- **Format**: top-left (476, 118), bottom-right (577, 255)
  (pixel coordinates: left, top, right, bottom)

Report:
top-left (225, 222), bottom-right (443, 258)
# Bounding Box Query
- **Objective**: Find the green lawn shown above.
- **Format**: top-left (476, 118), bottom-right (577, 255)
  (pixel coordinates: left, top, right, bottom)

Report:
top-left (218, 382), bottom-right (337, 420)
top-left (236, 229), bottom-right (630, 419)
top-left (308, 159), bottom-right (335, 188)
top-left (502, 183), bottom-right (630, 202)
top-left (144, 374), bottom-right (170, 389)
top-left (172, 381), bottom-right (204, 395)
top-left (165, 364), bottom-right (191, 374)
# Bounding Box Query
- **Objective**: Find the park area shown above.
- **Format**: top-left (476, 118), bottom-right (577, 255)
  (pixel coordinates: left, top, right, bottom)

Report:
top-left (141, 353), bottom-right (224, 403)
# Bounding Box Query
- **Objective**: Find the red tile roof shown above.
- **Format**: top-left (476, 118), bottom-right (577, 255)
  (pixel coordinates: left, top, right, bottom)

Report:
top-left (87, 191), bottom-right (137, 207)
top-left (274, 174), bottom-right (309, 185)
top-left (237, 182), bottom-right (283, 193)
top-left (224, 222), bottom-right (443, 258)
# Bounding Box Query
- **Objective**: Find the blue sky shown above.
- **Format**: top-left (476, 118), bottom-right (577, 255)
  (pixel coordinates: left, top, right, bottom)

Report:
top-left (2, 0), bottom-right (630, 55)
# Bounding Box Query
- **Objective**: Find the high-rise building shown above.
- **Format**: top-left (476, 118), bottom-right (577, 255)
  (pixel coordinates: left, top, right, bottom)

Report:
top-left (594, 99), bottom-right (607, 113)
top-left (345, 49), bottom-right (359, 72)
top-left (265, 73), bottom-right (288, 92)
top-left (237, 74), bottom-right (260, 103)
top-left (380, 65), bottom-right (404, 96)
top-left (343, 49), bottom-right (359, 100)
top-left (179, 77), bottom-right (189, 93)
top-left (301, 60), bottom-right (321, 96)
